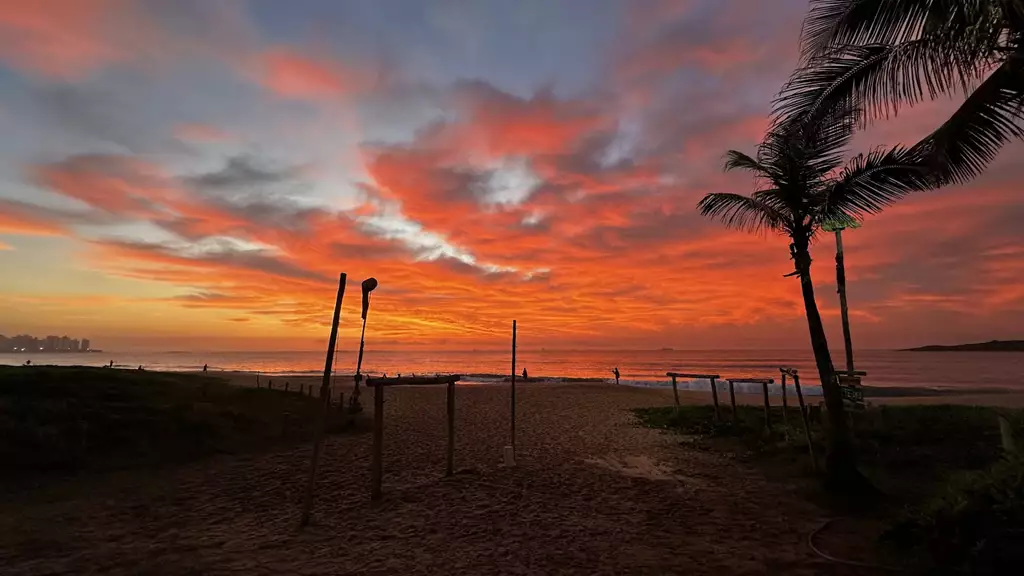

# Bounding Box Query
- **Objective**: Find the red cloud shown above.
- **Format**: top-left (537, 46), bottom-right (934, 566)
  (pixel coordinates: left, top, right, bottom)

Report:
top-left (257, 48), bottom-right (369, 100)
top-left (0, 0), bottom-right (133, 77)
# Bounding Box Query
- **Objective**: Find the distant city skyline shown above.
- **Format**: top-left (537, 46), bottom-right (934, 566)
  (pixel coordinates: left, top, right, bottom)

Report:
top-left (0, 333), bottom-right (94, 353)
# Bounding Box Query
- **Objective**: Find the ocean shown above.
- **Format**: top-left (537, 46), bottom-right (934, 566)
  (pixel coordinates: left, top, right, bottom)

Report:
top-left (3, 348), bottom-right (1023, 397)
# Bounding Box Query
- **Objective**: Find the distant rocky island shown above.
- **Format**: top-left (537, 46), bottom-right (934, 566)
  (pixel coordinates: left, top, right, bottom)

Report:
top-left (901, 340), bottom-right (1024, 352)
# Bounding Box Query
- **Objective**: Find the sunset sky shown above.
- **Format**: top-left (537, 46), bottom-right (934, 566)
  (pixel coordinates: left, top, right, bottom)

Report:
top-left (1, 0), bottom-right (1022, 352)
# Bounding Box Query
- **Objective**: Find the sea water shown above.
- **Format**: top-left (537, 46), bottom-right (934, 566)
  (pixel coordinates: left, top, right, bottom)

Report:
top-left (3, 348), bottom-right (1023, 395)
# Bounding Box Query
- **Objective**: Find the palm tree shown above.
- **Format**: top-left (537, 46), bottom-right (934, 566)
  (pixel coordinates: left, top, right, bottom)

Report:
top-left (697, 105), bottom-right (930, 488)
top-left (783, 0), bottom-right (1024, 186)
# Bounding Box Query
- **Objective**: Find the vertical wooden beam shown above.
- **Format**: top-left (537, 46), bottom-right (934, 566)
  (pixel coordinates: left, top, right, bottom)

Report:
top-left (792, 372), bottom-right (817, 472)
top-left (371, 383), bottom-right (384, 501)
top-left (300, 272), bottom-right (346, 528)
top-left (446, 381), bottom-right (455, 476)
top-left (671, 375), bottom-right (680, 406)
top-left (710, 377), bottom-right (721, 421)
top-left (762, 381), bottom-right (772, 430)
top-left (728, 380), bottom-right (737, 420)
top-left (780, 372), bottom-right (789, 438)
top-left (510, 320), bottom-right (517, 452)
top-left (998, 413), bottom-right (1017, 455)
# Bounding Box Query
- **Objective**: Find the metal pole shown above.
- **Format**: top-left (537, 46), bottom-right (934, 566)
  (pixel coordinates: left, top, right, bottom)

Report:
top-left (511, 320), bottom-right (517, 452)
top-left (300, 272), bottom-right (346, 527)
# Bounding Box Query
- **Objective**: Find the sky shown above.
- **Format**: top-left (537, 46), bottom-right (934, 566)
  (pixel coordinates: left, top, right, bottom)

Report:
top-left (1, 0), bottom-right (1022, 352)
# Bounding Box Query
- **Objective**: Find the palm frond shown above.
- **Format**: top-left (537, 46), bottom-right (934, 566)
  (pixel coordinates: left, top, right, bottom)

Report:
top-left (776, 40), bottom-right (986, 128)
top-left (801, 0), bottom-right (1001, 60)
top-left (823, 145), bottom-right (932, 223)
top-left (762, 106), bottom-right (856, 187)
top-left (911, 55), bottom-right (1024, 185)
top-left (697, 192), bottom-right (790, 235)
top-left (723, 150), bottom-right (769, 174)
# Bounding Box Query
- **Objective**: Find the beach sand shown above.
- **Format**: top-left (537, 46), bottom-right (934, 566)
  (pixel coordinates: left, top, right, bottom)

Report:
top-left (2, 376), bottom-right (1020, 574)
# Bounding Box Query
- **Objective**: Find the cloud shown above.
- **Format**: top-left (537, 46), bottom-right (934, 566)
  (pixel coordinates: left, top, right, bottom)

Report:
top-left (2, 0), bottom-right (1023, 351)
top-left (174, 123), bottom-right (231, 142)
top-left (0, 0), bottom-right (130, 77)
top-left (257, 47), bottom-right (371, 101)
top-left (184, 155), bottom-right (298, 190)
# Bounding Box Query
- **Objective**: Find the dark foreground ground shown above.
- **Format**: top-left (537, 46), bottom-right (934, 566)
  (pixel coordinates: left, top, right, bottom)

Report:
top-left (1, 377), bottom-right (874, 575)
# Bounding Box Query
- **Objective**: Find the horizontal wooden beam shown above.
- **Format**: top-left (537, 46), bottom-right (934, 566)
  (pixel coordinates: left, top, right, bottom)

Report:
top-left (836, 370), bottom-right (868, 377)
top-left (366, 375), bottom-right (462, 387)
top-left (727, 378), bottom-right (774, 384)
top-left (666, 372), bottom-right (721, 379)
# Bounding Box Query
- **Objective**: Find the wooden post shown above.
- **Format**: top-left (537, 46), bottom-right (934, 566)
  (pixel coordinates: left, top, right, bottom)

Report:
top-left (446, 381), bottom-right (455, 476)
top-left (728, 380), bottom-right (737, 419)
top-left (781, 372), bottom-right (789, 428)
top-left (710, 377), bottom-right (721, 421)
top-left (256, 371), bottom-right (260, 388)
top-left (671, 375), bottom-right (680, 406)
top-left (371, 382), bottom-right (384, 501)
top-left (300, 272), bottom-right (346, 528)
top-left (791, 371), bottom-right (817, 472)
top-left (761, 380), bottom-right (772, 430)
top-left (998, 413), bottom-right (1017, 455)
top-left (510, 320), bottom-right (517, 452)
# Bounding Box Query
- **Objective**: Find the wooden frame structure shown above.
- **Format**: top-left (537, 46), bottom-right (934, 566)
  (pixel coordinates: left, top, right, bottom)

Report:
top-left (725, 378), bottom-right (774, 426)
top-left (780, 367), bottom-right (816, 471)
top-left (666, 372), bottom-right (722, 420)
top-left (364, 374), bottom-right (462, 501)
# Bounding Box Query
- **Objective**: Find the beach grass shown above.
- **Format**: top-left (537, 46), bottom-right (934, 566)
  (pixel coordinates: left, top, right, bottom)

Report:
top-left (635, 403), bottom-right (1024, 571)
top-left (0, 365), bottom-right (363, 480)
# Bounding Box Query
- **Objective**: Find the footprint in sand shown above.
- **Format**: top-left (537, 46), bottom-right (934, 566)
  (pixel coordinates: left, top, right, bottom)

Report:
top-left (585, 455), bottom-right (701, 486)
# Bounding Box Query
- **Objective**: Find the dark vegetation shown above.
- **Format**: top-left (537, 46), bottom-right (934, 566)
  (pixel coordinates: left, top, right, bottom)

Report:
top-left (901, 340), bottom-right (1024, 352)
top-left (0, 366), bottom-right (361, 481)
top-left (635, 404), bottom-right (1024, 573)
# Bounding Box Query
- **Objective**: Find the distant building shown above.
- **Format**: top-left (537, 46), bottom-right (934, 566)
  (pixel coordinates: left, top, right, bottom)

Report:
top-left (81, 338), bottom-right (91, 352)
top-left (70, 339), bottom-right (80, 352)
top-left (45, 335), bottom-right (60, 351)
top-left (60, 336), bottom-right (70, 351)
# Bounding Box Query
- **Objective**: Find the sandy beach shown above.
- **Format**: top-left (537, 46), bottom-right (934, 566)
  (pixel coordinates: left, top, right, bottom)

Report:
top-left (3, 375), bottom-right (1021, 575)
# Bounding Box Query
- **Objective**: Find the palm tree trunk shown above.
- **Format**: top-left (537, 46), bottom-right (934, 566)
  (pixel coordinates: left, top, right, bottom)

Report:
top-left (793, 244), bottom-right (862, 490)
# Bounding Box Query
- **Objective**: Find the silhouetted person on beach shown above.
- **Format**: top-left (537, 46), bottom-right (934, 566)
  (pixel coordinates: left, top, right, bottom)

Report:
top-left (138, 365), bottom-right (144, 371)
top-left (24, 360), bottom-right (31, 366)
top-left (203, 364), bottom-right (208, 372)
top-left (522, 368), bottom-right (528, 381)
top-left (613, 367), bottom-right (620, 385)
top-left (109, 360), bottom-right (114, 368)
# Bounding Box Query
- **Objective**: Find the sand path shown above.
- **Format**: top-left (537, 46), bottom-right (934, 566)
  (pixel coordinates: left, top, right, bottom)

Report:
top-left (2, 384), bottom-right (854, 575)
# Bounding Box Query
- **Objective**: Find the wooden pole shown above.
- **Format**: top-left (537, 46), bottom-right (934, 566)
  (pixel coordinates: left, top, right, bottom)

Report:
top-left (671, 375), bottom-right (680, 406)
top-left (998, 413), bottom-right (1017, 455)
top-left (300, 272), bottom-right (346, 528)
top-left (780, 372), bottom-right (789, 439)
top-left (710, 377), bottom-right (721, 421)
top-left (728, 380), bottom-right (737, 420)
top-left (792, 372), bottom-right (817, 472)
top-left (371, 382), bottom-right (384, 501)
top-left (510, 320), bottom-right (517, 452)
top-left (762, 381), bottom-right (772, 430)
top-left (446, 381), bottom-right (455, 476)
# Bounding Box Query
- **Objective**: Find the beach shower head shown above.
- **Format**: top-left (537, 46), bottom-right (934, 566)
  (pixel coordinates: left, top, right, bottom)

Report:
top-left (361, 277), bottom-right (378, 319)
